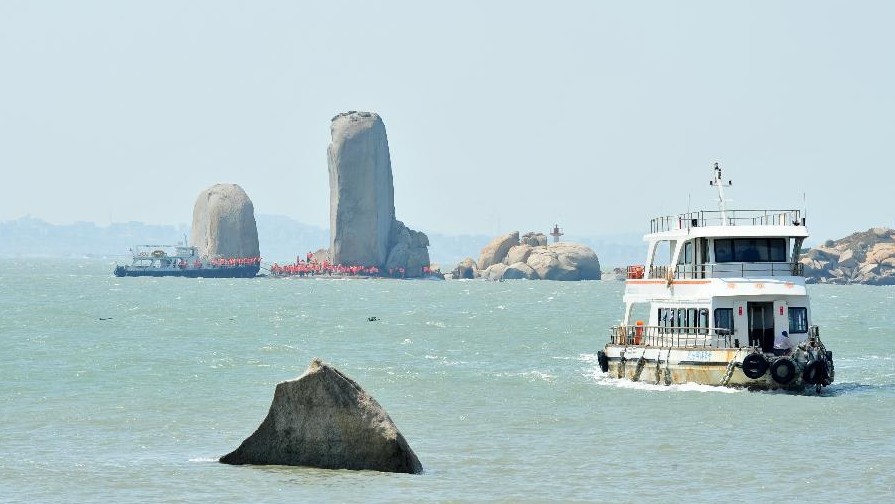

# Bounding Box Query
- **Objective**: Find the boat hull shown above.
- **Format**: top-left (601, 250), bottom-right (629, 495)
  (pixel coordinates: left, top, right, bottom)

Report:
top-left (113, 265), bottom-right (259, 278)
top-left (598, 344), bottom-right (833, 392)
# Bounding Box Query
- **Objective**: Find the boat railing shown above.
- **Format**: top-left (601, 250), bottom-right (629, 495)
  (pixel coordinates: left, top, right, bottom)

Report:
top-left (609, 324), bottom-right (735, 348)
top-left (650, 209), bottom-right (803, 233)
top-left (627, 262), bottom-right (804, 279)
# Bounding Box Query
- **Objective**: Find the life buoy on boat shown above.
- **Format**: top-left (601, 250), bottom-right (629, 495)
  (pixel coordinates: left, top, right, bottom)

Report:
top-left (633, 320), bottom-right (644, 345)
top-left (770, 357), bottom-right (796, 385)
top-left (742, 353), bottom-right (769, 379)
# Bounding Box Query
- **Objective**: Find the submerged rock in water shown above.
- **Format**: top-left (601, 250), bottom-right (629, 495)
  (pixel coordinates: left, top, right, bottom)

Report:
top-left (219, 359), bottom-right (423, 474)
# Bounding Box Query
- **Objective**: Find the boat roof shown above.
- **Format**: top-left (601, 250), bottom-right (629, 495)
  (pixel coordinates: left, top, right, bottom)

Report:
top-left (645, 209), bottom-right (809, 241)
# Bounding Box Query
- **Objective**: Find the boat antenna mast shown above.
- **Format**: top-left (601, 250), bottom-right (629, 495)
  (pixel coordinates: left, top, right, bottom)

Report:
top-left (709, 162), bottom-right (732, 225)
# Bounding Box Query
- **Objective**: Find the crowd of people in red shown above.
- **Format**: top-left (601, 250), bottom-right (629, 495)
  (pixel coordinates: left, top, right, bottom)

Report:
top-left (209, 257), bottom-right (262, 267)
top-left (171, 256), bottom-right (261, 269)
top-left (269, 260), bottom-right (381, 277)
top-left (268, 253), bottom-right (437, 279)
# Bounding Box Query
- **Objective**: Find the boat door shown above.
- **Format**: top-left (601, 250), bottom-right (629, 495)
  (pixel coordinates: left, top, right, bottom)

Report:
top-left (747, 302), bottom-right (774, 352)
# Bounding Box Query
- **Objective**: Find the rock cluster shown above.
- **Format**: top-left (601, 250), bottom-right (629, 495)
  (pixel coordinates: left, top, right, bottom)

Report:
top-left (453, 231), bottom-right (601, 281)
top-left (220, 359), bottom-right (423, 474)
top-left (801, 227), bottom-right (895, 285)
top-left (327, 111), bottom-right (430, 276)
top-left (190, 183), bottom-right (260, 259)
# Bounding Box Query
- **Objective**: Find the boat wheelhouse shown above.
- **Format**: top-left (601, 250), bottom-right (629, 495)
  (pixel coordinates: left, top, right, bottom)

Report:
top-left (597, 164), bottom-right (834, 392)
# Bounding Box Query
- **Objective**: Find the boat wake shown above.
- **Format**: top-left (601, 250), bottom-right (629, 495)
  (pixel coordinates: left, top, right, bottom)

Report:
top-left (811, 381), bottom-right (895, 397)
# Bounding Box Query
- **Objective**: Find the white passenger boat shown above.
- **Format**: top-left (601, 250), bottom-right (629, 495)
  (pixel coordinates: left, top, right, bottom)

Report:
top-left (113, 244), bottom-right (260, 278)
top-left (597, 164), bottom-right (834, 392)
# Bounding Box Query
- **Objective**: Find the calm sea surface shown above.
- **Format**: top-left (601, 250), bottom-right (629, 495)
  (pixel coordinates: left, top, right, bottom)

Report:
top-left (1, 259), bottom-right (893, 503)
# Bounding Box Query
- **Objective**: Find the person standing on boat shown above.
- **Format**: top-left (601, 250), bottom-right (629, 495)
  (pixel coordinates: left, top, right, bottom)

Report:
top-left (773, 330), bottom-right (794, 356)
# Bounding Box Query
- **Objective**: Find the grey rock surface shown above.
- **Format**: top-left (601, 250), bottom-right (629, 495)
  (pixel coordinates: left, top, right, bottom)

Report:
top-left (503, 261), bottom-right (538, 280)
top-left (328, 111), bottom-right (395, 268)
top-left (190, 183), bottom-right (260, 259)
top-left (504, 244), bottom-right (533, 266)
top-left (220, 359), bottom-right (423, 474)
top-left (478, 232), bottom-right (519, 270)
top-left (452, 257), bottom-right (478, 279)
top-left (385, 220), bottom-right (431, 277)
top-left (326, 111), bottom-right (430, 277)
top-left (481, 263), bottom-right (508, 281)
top-left (520, 232), bottom-right (547, 247)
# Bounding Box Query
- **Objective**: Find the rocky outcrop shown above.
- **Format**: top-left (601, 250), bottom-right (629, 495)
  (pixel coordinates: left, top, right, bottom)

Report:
top-left (478, 232), bottom-right (519, 270)
top-left (327, 111), bottom-right (430, 277)
top-left (190, 183), bottom-right (260, 259)
top-left (220, 359), bottom-right (422, 474)
top-left (481, 263), bottom-right (508, 281)
top-left (455, 231), bottom-right (601, 281)
top-left (452, 257), bottom-right (477, 279)
top-left (385, 220), bottom-right (430, 276)
top-left (530, 242), bottom-right (601, 281)
top-left (801, 227), bottom-right (895, 285)
top-left (503, 261), bottom-right (538, 280)
top-left (505, 244), bottom-right (533, 266)
top-left (520, 232), bottom-right (547, 247)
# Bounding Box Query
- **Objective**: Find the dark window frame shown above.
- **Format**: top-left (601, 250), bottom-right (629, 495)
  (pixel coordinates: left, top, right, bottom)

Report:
top-left (788, 307), bottom-right (809, 334)
top-left (714, 308), bottom-right (734, 334)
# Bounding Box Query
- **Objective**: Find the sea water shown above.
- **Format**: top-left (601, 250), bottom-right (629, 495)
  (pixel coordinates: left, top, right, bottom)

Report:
top-left (1, 258), bottom-right (893, 503)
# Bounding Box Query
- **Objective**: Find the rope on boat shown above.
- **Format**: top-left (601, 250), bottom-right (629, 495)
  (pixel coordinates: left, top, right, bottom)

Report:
top-left (632, 353), bottom-right (647, 382)
top-left (663, 348), bottom-right (673, 385)
top-left (720, 348), bottom-right (745, 387)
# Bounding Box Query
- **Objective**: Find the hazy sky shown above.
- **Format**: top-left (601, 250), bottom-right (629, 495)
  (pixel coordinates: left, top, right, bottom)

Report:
top-left (1, 1), bottom-right (892, 243)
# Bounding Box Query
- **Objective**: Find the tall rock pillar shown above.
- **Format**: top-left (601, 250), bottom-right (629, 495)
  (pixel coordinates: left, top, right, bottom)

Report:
top-left (328, 111), bottom-right (396, 267)
top-left (190, 183), bottom-right (260, 259)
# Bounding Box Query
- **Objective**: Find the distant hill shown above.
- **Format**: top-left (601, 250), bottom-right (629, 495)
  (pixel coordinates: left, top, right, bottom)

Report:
top-left (0, 216), bottom-right (190, 259)
top-left (0, 215), bottom-right (643, 268)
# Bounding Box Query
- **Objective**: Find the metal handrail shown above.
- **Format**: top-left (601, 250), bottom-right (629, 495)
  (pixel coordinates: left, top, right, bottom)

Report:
top-left (650, 209), bottom-right (803, 233)
top-left (608, 324), bottom-right (736, 348)
top-left (625, 262), bottom-right (804, 280)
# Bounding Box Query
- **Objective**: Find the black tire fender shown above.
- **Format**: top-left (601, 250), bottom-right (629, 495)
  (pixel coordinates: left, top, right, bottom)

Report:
top-left (597, 351), bottom-right (609, 373)
top-left (742, 353), bottom-right (769, 379)
top-left (770, 358), bottom-right (797, 385)
top-left (803, 360), bottom-right (828, 385)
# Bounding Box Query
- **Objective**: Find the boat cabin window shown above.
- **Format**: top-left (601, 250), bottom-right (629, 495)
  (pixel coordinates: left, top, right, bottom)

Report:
top-left (658, 307), bottom-right (710, 334)
top-left (714, 308), bottom-right (734, 334)
top-left (679, 241), bottom-right (693, 265)
top-left (714, 238), bottom-right (787, 263)
top-left (788, 307), bottom-right (808, 334)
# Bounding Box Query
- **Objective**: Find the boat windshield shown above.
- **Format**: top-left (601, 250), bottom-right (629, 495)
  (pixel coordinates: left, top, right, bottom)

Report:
top-left (714, 238), bottom-right (786, 263)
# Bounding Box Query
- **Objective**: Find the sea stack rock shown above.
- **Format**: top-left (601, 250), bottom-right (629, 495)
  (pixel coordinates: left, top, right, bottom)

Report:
top-left (220, 359), bottom-right (423, 474)
top-left (327, 111), bottom-right (430, 277)
top-left (190, 183), bottom-right (260, 259)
